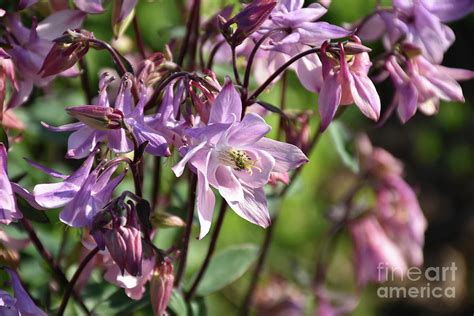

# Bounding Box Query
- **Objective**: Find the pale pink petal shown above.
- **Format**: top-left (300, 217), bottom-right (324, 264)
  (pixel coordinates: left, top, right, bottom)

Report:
top-left (226, 113), bottom-right (271, 147)
top-left (227, 186), bottom-right (271, 228)
top-left (254, 138), bottom-right (308, 173)
top-left (318, 73), bottom-right (342, 131)
top-left (208, 79), bottom-right (242, 124)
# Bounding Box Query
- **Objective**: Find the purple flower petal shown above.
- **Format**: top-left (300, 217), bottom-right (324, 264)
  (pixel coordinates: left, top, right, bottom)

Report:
top-left (350, 73), bottom-right (381, 121)
top-left (24, 158), bottom-right (67, 179)
top-left (227, 186), bottom-right (271, 228)
top-left (172, 141), bottom-right (207, 177)
top-left (318, 73), bottom-right (342, 131)
top-left (209, 79), bottom-right (242, 124)
top-left (6, 269), bottom-right (47, 316)
top-left (41, 121), bottom-right (84, 132)
top-left (226, 113), bottom-right (271, 147)
top-left (36, 10), bottom-right (86, 41)
top-left (397, 83), bottom-right (418, 123)
top-left (74, 0), bottom-right (104, 14)
top-left (254, 138), bottom-right (308, 173)
top-left (215, 166), bottom-right (244, 203)
top-left (196, 153), bottom-right (216, 240)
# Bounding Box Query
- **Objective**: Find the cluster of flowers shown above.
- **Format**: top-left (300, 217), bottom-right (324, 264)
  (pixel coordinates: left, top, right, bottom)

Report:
top-left (0, 0), bottom-right (472, 315)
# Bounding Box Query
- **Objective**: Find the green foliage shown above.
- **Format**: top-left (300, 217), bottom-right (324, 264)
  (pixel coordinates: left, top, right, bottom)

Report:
top-left (187, 244), bottom-right (259, 297)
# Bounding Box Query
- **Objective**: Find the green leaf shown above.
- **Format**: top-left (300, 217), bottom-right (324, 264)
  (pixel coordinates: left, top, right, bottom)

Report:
top-left (189, 297), bottom-right (206, 316)
top-left (0, 126), bottom-right (9, 150)
top-left (168, 290), bottom-right (188, 316)
top-left (92, 288), bottom-right (150, 315)
top-left (188, 244), bottom-right (259, 297)
top-left (328, 121), bottom-right (359, 173)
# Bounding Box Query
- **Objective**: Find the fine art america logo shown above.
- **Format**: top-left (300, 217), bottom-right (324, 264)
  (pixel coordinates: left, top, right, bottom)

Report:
top-left (376, 262), bottom-right (457, 299)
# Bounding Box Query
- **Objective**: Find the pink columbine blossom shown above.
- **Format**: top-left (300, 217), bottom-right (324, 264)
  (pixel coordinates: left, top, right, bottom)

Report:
top-left (44, 73), bottom-right (170, 159)
top-left (385, 53), bottom-right (474, 122)
top-left (318, 39), bottom-right (380, 131)
top-left (172, 80), bottom-right (308, 238)
top-left (2, 10), bottom-right (85, 109)
top-left (33, 152), bottom-right (125, 228)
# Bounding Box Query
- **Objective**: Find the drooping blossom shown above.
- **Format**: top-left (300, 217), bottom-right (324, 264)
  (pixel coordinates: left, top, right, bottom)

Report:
top-left (104, 256), bottom-right (156, 300)
top-left (0, 268), bottom-right (47, 316)
top-left (2, 10), bottom-right (85, 108)
top-left (172, 80), bottom-right (308, 238)
top-left (357, 0), bottom-right (474, 63)
top-left (255, 0), bottom-right (351, 93)
top-left (92, 197), bottom-right (144, 277)
top-left (33, 152), bottom-right (126, 228)
top-left (348, 134), bottom-right (427, 286)
top-left (43, 73), bottom-right (170, 159)
top-left (318, 39), bottom-right (380, 131)
top-left (385, 53), bottom-right (474, 122)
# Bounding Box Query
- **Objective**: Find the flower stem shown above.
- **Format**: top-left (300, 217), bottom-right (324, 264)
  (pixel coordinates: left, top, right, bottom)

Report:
top-left (57, 247), bottom-right (99, 316)
top-left (247, 47), bottom-right (321, 102)
top-left (174, 174), bottom-right (198, 287)
top-left (231, 46), bottom-right (242, 86)
top-left (242, 28), bottom-right (286, 89)
top-left (241, 126), bottom-right (324, 314)
top-left (78, 58), bottom-right (93, 104)
top-left (151, 156), bottom-right (162, 211)
top-left (20, 219), bottom-right (91, 315)
top-left (133, 15), bottom-right (146, 59)
top-left (185, 200), bottom-right (227, 301)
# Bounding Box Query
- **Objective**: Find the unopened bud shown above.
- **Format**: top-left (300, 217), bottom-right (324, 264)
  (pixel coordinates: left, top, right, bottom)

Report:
top-left (150, 258), bottom-right (174, 316)
top-left (343, 41), bottom-right (372, 55)
top-left (151, 212), bottom-right (186, 228)
top-left (66, 105), bottom-right (124, 130)
top-left (39, 29), bottom-right (94, 77)
top-left (220, 0), bottom-right (277, 47)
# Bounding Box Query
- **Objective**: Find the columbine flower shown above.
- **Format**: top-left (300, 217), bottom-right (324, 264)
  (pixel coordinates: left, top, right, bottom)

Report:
top-left (252, 0), bottom-right (351, 93)
top-left (349, 216), bottom-right (408, 286)
top-left (0, 144), bottom-right (42, 224)
top-left (150, 258), bottom-right (174, 316)
top-left (44, 73), bottom-right (170, 159)
top-left (318, 39), bottom-right (380, 131)
top-left (172, 80), bottom-right (308, 238)
top-left (1, 268), bottom-right (47, 316)
top-left (3, 10), bottom-right (85, 108)
top-left (357, 0), bottom-right (474, 63)
top-left (385, 53), bottom-right (474, 122)
top-left (104, 257), bottom-right (156, 300)
top-left (350, 134), bottom-right (427, 286)
top-left (33, 152), bottom-right (126, 228)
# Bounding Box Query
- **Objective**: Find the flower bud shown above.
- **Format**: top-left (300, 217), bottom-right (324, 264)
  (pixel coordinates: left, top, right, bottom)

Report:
top-left (104, 225), bottom-right (143, 277)
top-left (151, 211), bottom-right (186, 228)
top-left (66, 105), bottom-right (124, 130)
top-left (220, 0), bottom-right (277, 47)
top-left (150, 258), bottom-right (174, 316)
top-left (39, 29), bottom-right (94, 78)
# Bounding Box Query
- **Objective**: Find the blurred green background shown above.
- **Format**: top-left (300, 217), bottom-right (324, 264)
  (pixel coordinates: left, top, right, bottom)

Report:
top-left (6, 0), bottom-right (474, 315)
